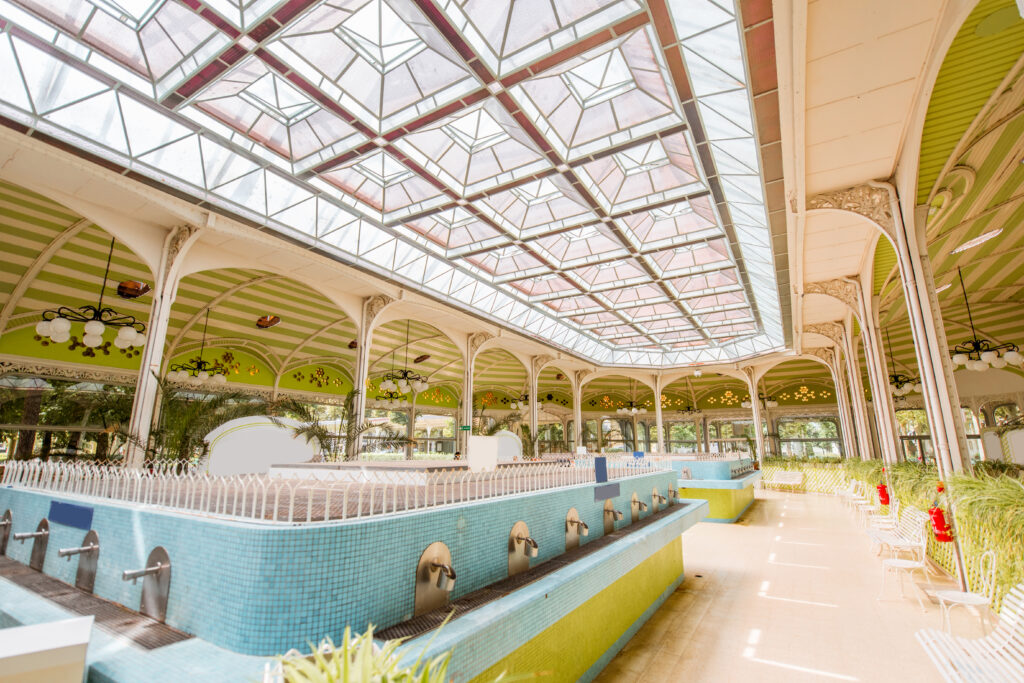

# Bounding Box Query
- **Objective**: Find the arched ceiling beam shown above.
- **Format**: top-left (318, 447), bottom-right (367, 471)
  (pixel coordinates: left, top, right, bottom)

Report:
top-left (369, 332), bottom-right (448, 373)
top-left (0, 218), bottom-right (91, 335)
top-left (165, 274), bottom-right (285, 357)
top-left (279, 316), bottom-right (351, 373)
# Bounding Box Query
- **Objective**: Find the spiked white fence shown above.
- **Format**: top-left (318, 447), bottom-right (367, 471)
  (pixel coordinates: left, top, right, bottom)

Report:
top-left (1, 458), bottom-right (665, 525)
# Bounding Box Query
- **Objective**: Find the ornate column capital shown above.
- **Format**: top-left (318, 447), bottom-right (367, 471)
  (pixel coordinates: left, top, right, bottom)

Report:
top-left (362, 294), bottom-right (395, 327)
top-left (803, 279), bottom-right (861, 312)
top-left (531, 354), bottom-right (553, 379)
top-left (468, 332), bottom-right (494, 360)
top-left (806, 184), bottom-right (894, 237)
top-left (803, 322), bottom-right (845, 347)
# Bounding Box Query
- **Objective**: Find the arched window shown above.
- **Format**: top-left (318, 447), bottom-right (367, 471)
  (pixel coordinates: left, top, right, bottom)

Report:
top-left (993, 403), bottom-right (1020, 426)
top-left (665, 421), bottom-right (701, 453)
top-left (895, 409), bottom-right (932, 465)
top-left (413, 413), bottom-right (455, 456)
top-left (776, 417), bottom-right (842, 459)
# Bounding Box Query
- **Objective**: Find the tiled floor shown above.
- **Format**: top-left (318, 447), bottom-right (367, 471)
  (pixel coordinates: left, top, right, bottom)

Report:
top-left (596, 490), bottom-right (987, 682)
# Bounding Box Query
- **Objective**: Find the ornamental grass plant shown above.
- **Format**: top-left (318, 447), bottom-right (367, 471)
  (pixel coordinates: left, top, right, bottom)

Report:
top-left (276, 624), bottom-right (453, 683)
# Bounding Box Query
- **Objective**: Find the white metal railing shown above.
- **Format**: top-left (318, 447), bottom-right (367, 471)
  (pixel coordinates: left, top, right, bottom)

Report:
top-left (1, 457), bottom-right (666, 525)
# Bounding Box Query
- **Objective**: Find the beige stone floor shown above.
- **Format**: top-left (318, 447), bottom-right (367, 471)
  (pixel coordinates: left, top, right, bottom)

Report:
top-left (595, 490), bottom-right (988, 682)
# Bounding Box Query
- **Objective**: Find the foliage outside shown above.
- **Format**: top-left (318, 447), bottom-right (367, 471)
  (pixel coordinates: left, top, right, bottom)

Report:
top-left (276, 391), bottom-right (413, 461)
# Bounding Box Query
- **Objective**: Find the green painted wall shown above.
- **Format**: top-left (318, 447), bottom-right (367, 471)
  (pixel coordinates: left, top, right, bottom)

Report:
top-left (470, 537), bottom-right (684, 682)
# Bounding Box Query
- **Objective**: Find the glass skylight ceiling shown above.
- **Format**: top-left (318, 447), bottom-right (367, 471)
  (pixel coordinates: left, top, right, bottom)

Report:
top-left (0, 0), bottom-right (784, 367)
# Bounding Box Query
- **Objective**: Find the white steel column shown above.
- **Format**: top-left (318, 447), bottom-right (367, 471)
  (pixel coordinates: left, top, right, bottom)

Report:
top-left (654, 376), bottom-right (665, 453)
top-left (743, 368), bottom-right (766, 464)
top-left (528, 358), bottom-right (540, 458)
top-left (350, 295), bottom-right (393, 459)
top-left (887, 191), bottom-right (969, 476)
top-left (828, 351), bottom-right (858, 461)
top-left (126, 225), bottom-right (200, 468)
top-left (460, 348), bottom-right (474, 456)
top-left (850, 275), bottom-right (901, 463)
top-left (844, 323), bottom-right (874, 460)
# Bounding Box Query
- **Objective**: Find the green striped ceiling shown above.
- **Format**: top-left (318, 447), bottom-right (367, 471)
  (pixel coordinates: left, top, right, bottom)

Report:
top-left (369, 319), bottom-right (464, 391)
top-left (917, 0), bottom-right (1024, 203)
top-left (871, 3), bottom-right (1024, 387)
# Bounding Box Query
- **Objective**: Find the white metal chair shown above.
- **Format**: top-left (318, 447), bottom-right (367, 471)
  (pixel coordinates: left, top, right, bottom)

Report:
top-left (936, 550), bottom-right (997, 634)
top-left (878, 513), bottom-right (930, 612)
top-left (868, 498), bottom-right (900, 531)
top-left (869, 506), bottom-right (929, 556)
top-left (916, 581), bottom-right (1024, 682)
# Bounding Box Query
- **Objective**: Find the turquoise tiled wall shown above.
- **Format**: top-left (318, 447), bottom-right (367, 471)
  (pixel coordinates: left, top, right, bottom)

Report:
top-left (0, 470), bottom-right (675, 656)
top-left (399, 499), bottom-right (708, 682)
top-left (666, 458), bottom-right (753, 480)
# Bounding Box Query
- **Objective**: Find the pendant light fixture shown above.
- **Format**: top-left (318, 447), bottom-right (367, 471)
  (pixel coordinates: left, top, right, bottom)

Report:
top-left (741, 392), bottom-right (778, 409)
top-left (371, 321), bottom-right (429, 408)
top-left (35, 237), bottom-right (147, 349)
top-left (949, 267), bottom-right (1022, 371)
top-left (886, 329), bottom-right (921, 396)
top-left (510, 392), bottom-right (529, 411)
top-left (616, 379), bottom-right (643, 414)
top-left (166, 309), bottom-right (228, 385)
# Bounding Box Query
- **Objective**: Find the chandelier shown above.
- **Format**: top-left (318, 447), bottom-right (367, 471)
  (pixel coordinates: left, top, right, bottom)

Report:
top-left (616, 401), bottom-right (642, 415)
top-left (35, 238), bottom-right (147, 350)
top-left (166, 310), bottom-right (227, 385)
top-left (950, 267), bottom-right (1023, 371)
top-left (741, 393), bottom-right (777, 409)
top-left (371, 321), bottom-right (428, 408)
top-left (886, 329), bottom-right (920, 396)
top-left (616, 380), bottom-right (645, 414)
top-left (510, 393), bottom-right (529, 411)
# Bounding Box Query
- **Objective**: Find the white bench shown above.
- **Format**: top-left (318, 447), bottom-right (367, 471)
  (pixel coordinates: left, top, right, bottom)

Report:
top-left (916, 582), bottom-right (1024, 682)
top-left (766, 471), bottom-right (804, 491)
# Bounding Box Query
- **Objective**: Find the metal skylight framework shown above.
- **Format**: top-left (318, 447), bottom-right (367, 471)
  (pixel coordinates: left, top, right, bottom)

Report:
top-left (0, 0), bottom-right (784, 367)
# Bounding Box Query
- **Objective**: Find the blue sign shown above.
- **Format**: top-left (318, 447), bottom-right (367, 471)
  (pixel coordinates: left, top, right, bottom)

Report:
top-left (48, 500), bottom-right (94, 530)
top-left (594, 483), bottom-right (620, 501)
top-left (633, 451), bottom-right (645, 459)
top-left (594, 456), bottom-right (608, 483)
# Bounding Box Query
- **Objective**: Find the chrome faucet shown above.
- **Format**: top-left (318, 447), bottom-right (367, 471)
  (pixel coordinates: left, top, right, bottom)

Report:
top-left (14, 528), bottom-right (48, 543)
top-left (654, 494), bottom-right (667, 504)
top-left (637, 501), bottom-right (649, 512)
top-left (58, 544), bottom-right (98, 560)
top-left (430, 561), bottom-right (456, 592)
top-left (606, 508), bottom-right (624, 521)
top-left (516, 535), bottom-right (539, 557)
top-left (122, 562), bottom-right (166, 585)
top-left (567, 519), bottom-right (589, 536)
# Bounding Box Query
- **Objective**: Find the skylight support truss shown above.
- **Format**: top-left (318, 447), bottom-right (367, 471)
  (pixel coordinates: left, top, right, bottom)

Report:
top-left (0, 0), bottom-right (785, 367)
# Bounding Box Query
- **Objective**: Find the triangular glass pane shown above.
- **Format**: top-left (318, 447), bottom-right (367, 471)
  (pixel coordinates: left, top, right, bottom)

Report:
top-left (46, 90), bottom-right (128, 155)
top-left (15, 38), bottom-right (107, 115)
top-left (140, 135), bottom-right (204, 187)
top-left (120, 94), bottom-right (192, 156)
top-left (0, 36), bottom-right (32, 113)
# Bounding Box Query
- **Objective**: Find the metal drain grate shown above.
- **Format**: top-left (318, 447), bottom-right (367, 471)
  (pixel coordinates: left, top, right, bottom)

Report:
top-left (377, 504), bottom-right (683, 641)
top-left (0, 556), bottom-right (193, 650)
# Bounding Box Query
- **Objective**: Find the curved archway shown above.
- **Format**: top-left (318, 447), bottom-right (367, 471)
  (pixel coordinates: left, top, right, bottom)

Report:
top-left (167, 268), bottom-right (359, 397)
top-left (536, 365), bottom-right (573, 454)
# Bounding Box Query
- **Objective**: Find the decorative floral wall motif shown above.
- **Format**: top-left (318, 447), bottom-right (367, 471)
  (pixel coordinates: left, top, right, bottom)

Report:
top-left (706, 390), bottom-right (747, 406)
top-left (777, 385), bottom-right (831, 403)
top-left (37, 334), bottom-right (142, 359)
top-left (291, 365), bottom-right (342, 388)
